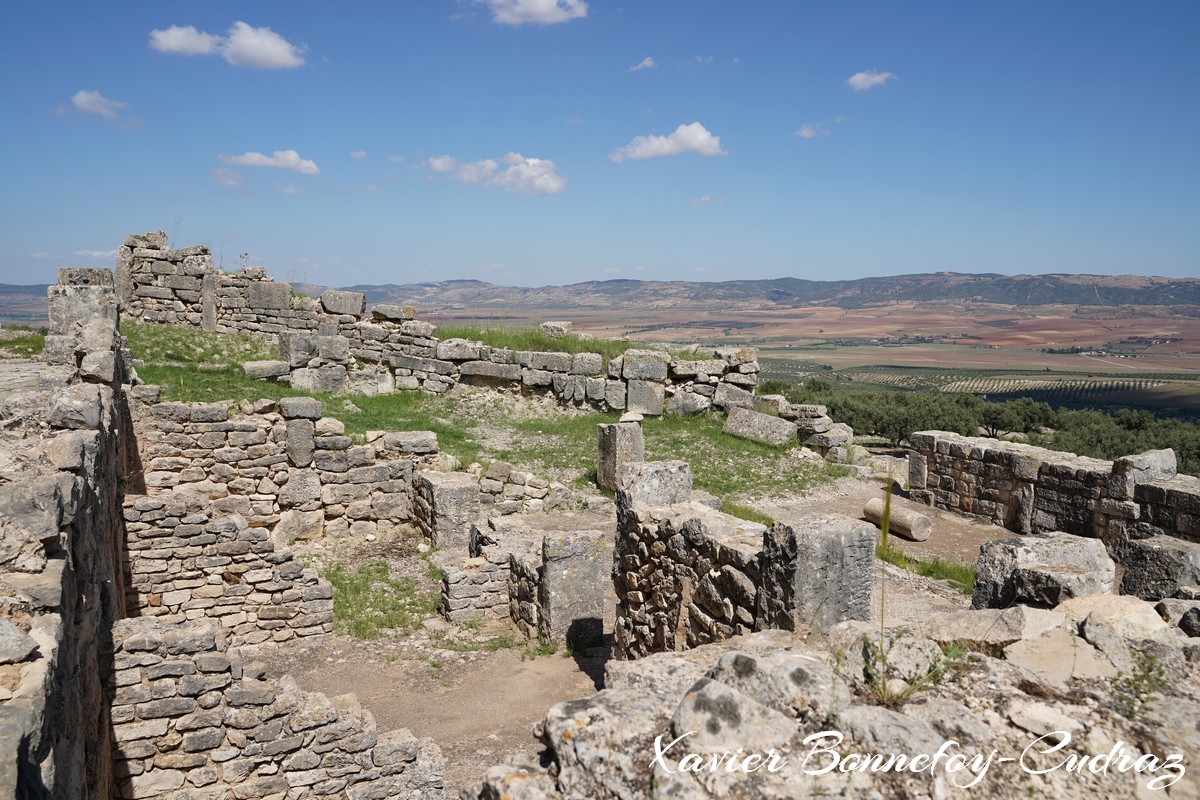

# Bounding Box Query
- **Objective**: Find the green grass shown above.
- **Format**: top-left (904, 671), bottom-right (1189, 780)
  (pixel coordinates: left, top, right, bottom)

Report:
top-left (875, 542), bottom-right (976, 596)
top-left (0, 328), bottom-right (45, 358)
top-left (437, 325), bottom-right (635, 364)
top-left (122, 319), bottom-right (277, 366)
top-left (520, 641), bottom-right (559, 660)
top-left (323, 559), bottom-right (440, 639)
top-left (722, 502), bottom-right (776, 527)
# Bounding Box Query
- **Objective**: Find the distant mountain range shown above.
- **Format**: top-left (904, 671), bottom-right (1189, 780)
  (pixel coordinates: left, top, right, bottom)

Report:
top-left (6, 273), bottom-right (1200, 321)
top-left (330, 273), bottom-right (1200, 310)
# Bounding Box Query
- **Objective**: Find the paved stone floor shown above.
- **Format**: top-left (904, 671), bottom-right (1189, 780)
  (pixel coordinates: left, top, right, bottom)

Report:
top-left (0, 360), bottom-right (43, 397)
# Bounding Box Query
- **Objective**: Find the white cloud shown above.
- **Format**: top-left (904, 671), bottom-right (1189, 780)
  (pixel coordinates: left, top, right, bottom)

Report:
top-left (489, 153), bottom-right (565, 194)
top-left (482, 0), bottom-right (588, 25)
top-left (220, 149), bottom-right (319, 175)
top-left (691, 195), bottom-right (712, 206)
top-left (388, 155), bottom-right (407, 164)
top-left (609, 122), bottom-right (727, 162)
top-left (428, 152), bottom-right (565, 195)
top-left (846, 69), bottom-right (897, 91)
top-left (349, 150), bottom-right (368, 160)
top-left (30, 252), bottom-right (50, 259)
top-left (148, 25), bottom-right (221, 55)
top-left (274, 186), bottom-right (309, 196)
top-left (148, 21), bottom-right (305, 69)
top-left (794, 123), bottom-right (830, 139)
top-left (71, 90), bottom-right (128, 119)
top-left (364, 184), bottom-right (382, 194)
top-left (211, 168), bottom-right (243, 187)
top-left (73, 249), bottom-right (118, 259)
top-left (629, 56), bottom-right (656, 72)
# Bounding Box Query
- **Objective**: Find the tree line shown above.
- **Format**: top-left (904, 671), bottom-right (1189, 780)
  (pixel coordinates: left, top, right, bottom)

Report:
top-left (759, 378), bottom-right (1200, 477)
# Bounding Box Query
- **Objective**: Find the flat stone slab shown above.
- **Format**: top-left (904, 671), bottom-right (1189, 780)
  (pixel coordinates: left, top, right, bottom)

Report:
top-left (242, 361), bottom-right (291, 378)
top-left (0, 620), bottom-right (38, 664)
top-left (722, 406), bottom-right (797, 447)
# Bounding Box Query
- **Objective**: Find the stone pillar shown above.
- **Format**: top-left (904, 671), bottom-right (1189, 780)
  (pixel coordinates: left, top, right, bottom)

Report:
top-left (201, 273), bottom-right (216, 331)
top-left (538, 530), bottom-right (607, 646)
top-left (758, 514), bottom-right (875, 631)
top-left (413, 471), bottom-right (480, 552)
top-left (596, 421), bottom-right (644, 491)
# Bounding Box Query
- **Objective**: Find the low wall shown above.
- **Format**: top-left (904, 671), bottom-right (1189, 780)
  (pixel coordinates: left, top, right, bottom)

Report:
top-left (109, 619), bottom-right (443, 800)
top-left (909, 431), bottom-right (1200, 599)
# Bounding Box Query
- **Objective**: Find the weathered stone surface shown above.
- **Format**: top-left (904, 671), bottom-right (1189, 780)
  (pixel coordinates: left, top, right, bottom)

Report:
top-left (625, 379), bottom-right (664, 416)
top-left (319, 289), bottom-right (366, 316)
top-left (712, 382), bottom-right (754, 410)
top-left (616, 461), bottom-right (691, 507)
top-left (538, 530), bottom-right (607, 645)
top-left (863, 497), bottom-right (932, 542)
top-left (805, 421), bottom-right (853, 449)
top-left (621, 350), bottom-right (669, 382)
top-left (759, 514), bottom-right (875, 630)
top-left (0, 620), bottom-right (38, 664)
top-left (414, 471), bottom-right (480, 552)
top-left (1109, 448), bottom-right (1177, 499)
top-left (246, 280), bottom-right (291, 310)
top-left (458, 360), bottom-right (521, 382)
top-left (973, 532), bottom-right (1116, 610)
top-left (286, 418), bottom-right (315, 467)
top-left (371, 303), bottom-right (417, 321)
top-left (596, 422), bottom-right (644, 492)
top-left (242, 360), bottom-right (290, 378)
top-left (539, 321), bottom-right (572, 337)
top-left (664, 390), bottom-right (712, 415)
top-left (1116, 534), bottom-right (1200, 600)
top-left (277, 396), bottom-right (323, 420)
top-left (291, 364), bottom-right (347, 394)
top-left (273, 509), bottom-right (324, 545)
top-left (722, 406), bottom-right (797, 447)
top-left (382, 430), bottom-right (438, 454)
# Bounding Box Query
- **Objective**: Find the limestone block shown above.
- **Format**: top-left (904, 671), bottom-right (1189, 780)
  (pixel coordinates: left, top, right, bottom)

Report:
top-left (415, 472), bottom-right (480, 552)
top-left (973, 532), bottom-right (1116, 610)
top-left (291, 365), bottom-right (347, 394)
top-left (458, 361), bottom-right (521, 382)
top-left (665, 391), bottom-right (712, 416)
top-left (570, 352), bottom-right (603, 376)
top-left (371, 304), bottom-right (417, 321)
top-left (318, 336), bottom-right (350, 363)
top-left (1116, 534), bottom-right (1200, 600)
top-left (278, 333), bottom-right (318, 368)
top-left (712, 382), bottom-right (754, 410)
top-left (279, 469), bottom-right (322, 508)
top-left (794, 415), bottom-right (833, 435)
top-left (538, 530), bottom-right (607, 646)
top-left (278, 396), bottom-right (323, 419)
top-left (382, 431), bottom-right (438, 454)
top-left (758, 514), bottom-right (875, 630)
top-left (247, 281), bottom-right (291, 310)
top-left (722, 407), bottom-right (797, 447)
top-left (669, 359), bottom-right (726, 378)
top-left (596, 422), bottom-right (644, 492)
top-left (805, 422), bottom-right (854, 450)
top-left (615, 461), bottom-right (691, 508)
top-left (286, 419), bottom-right (315, 467)
top-left (529, 352), bottom-right (572, 372)
top-left (436, 338), bottom-right (483, 361)
top-left (1109, 448), bottom-right (1178, 500)
top-left (319, 289), bottom-right (366, 316)
top-left (625, 380), bottom-right (664, 416)
top-left (273, 510), bottom-right (324, 546)
top-left (539, 321), bottom-right (572, 337)
top-left (604, 380), bottom-right (626, 410)
top-left (621, 349), bottom-right (669, 382)
top-left (242, 361), bottom-right (291, 378)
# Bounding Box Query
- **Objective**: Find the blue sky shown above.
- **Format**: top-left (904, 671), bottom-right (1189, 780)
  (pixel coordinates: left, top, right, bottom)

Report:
top-left (1, 1), bottom-right (1197, 287)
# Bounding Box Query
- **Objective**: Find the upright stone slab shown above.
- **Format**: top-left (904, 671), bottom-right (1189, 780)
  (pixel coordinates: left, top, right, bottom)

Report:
top-left (615, 461), bottom-right (692, 508)
top-left (597, 422), bottom-right (644, 491)
top-left (538, 530), bottom-right (607, 646)
top-left (319, 289), bottom-right (366, 316)
top-left (414, 471), bottom-right (481, 552)
top-left (758, 514), bottom-right (875, 630)
top-left (246, 280), bottom-right (291, 310)
top-left (625, 380), bottom-right (664, 416)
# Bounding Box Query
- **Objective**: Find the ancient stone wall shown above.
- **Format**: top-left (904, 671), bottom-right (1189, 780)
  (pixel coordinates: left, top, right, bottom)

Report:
top-left (909, 431), bottom-right (1200, 599)
top-left (109, 619), bottom-right (442, 800)
top-left (0, 269), bottom-right (133, 798)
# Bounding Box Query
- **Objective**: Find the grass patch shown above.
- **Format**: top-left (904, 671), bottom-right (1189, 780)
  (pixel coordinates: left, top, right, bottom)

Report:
top-left (722, 502), bottom-right (775, 527)
top-left (520, 641), bottom-right (559, 660)
top-left (0, 328), bottom-right (45, 358)
top-left (122, 319), bottom-right (277, 367)
top-left (876, 542), bottom-right (976, 595)
top-left (437, 325), bottom-right (635, 364)
top-left (323, 559), bottom-right (439, 639)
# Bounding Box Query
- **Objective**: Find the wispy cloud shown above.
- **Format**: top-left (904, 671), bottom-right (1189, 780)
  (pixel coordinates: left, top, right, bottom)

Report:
top-left (388, 155), bottom-right (407, 164)
top-left (566, 114), bottom-right (584, 126)
top-left (480, 0), bottom-right (587, 25)
top-left (71, 90), bottom-right (128, 119)
top-left (794, 123), bottom-right (830, 139)
top-left (211, 168), bottom-right (243, 187)
top-left (681, 55), bottom-right (715, 66)
top-left (30, 252), bottom-right (50, 259)
top-left (349, 150), bottom-right (368, 160)
top-left (846, 69), bottom-right (897, 91)
top-left (426, 152), bottom-right (566, 195)
top-left (609, 122), bottom-right (727, 162)
top-left (628, 56), bottom-right (656, 72)
top-left (149, 21), bottom-right (306, 69)
top-left (691, 195), bottom-right (726, 206)
top-left (274, 186), bottom-right (309, 196)
top-left (73, 248), bottom-right (118, 259)
top-left (220, 149), bottom-right (319, 175)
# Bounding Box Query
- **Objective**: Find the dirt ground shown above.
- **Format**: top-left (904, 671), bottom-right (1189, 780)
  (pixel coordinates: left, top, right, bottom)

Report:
top-left (254, 472), bottom-right (1013, 794)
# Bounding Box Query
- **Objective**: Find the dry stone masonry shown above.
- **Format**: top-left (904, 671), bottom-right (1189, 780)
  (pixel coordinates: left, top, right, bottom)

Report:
top-left (909, 431), bottom-right (1200, 600)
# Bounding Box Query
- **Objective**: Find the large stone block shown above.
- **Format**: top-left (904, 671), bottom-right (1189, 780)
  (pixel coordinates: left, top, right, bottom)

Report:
top-left (246, 281), bottom-right (291, 310)
top-left (1116, 535), bottom-right (1200, 600)
top-left (415, 472), bottom-right (480, 552)
top-left (319, 289), bottom-right (366, 316)
top-left (538, 530), bottom-right (607, 646)
top-left (597, 422), bottom-right (644, 491)
top-left (286, 419), bottom-right (315, 467)
top-left (291, 365), bottom-right (347, 394)
top-left (622, 350), bottom-right (669, 381)
top-left (625, 380), bottom-right (664, 416)
top-left (722, 407), bottom-right (797, 447)
top-left (713, 382), bottom-right (754, 410)
top-left (665, 390), bottom-right (712, 416)
top-left (973, 532), bottom-right (1116, 609)
top-left (615, 461), bottom-right (691, 508)
top-left (458, 361), bottom-right (521, 382)
top-left (758, 514), bottom-right (875, 630)
top-left (805, 422), bottom-right (854, 450)
top-left (278, 396), bottom-right (323, 419)
top-left (1109, 448), bottom-right (1178, 500)
top-left (278, 333), bottom-right (318, 368)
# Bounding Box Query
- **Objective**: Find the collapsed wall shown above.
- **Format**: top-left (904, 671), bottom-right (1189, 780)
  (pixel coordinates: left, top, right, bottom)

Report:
top-left (115, 232), bottom-right (761, 415)
top-left (909, 431), bottom-right (1200, 599)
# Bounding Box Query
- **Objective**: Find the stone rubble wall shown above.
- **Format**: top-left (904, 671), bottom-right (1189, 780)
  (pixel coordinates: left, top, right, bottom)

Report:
top-left (0, 269), bottom-right (134, 798)
top-left (909, 431), bottom-right (1200, 599)
top-left (116, 233), bottom-right (761, 415)
top-left (109, 619), bottom-right (443, 800)
top-left (612, 461), bottom-right (874, 660)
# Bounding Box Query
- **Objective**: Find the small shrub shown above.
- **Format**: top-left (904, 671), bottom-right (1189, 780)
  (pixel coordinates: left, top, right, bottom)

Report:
top-left (1113, 652), bottom-right (1167, 719)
